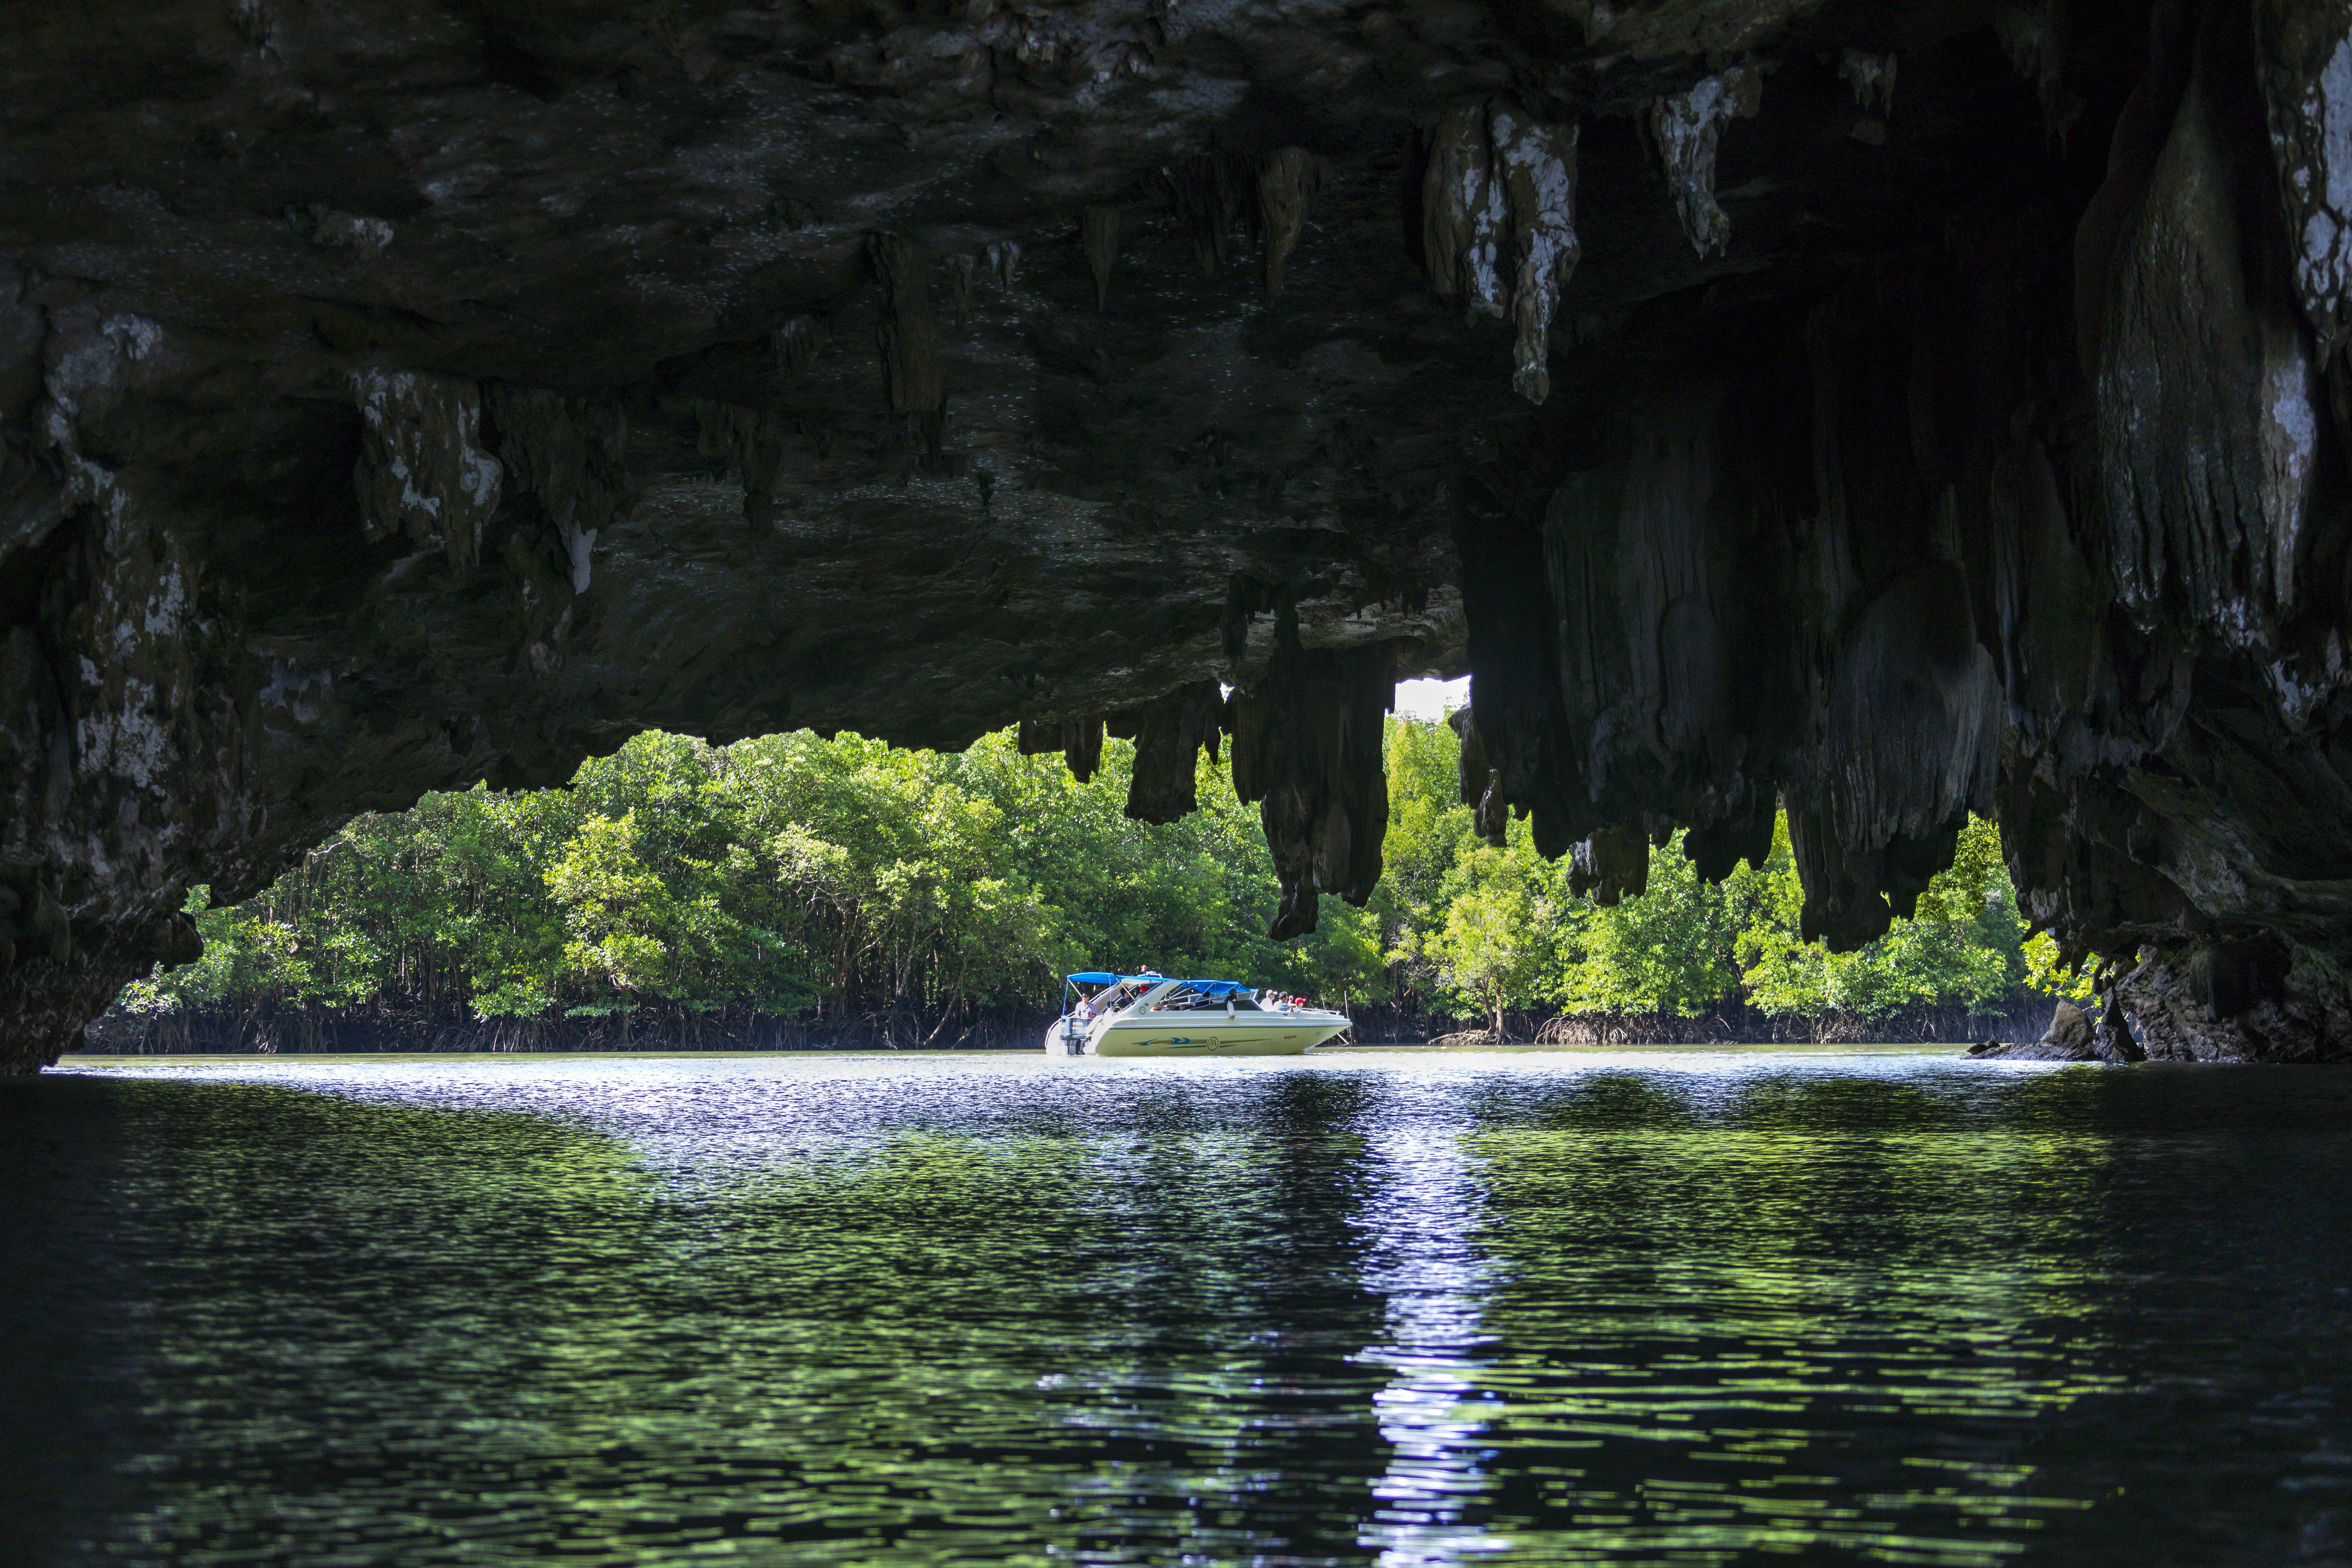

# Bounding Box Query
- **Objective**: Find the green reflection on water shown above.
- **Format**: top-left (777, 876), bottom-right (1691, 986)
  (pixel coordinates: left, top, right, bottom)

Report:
top-left (1450, 1072), bottom-right (2127, 1565)
top-left (10, 1058), bottom-right (2350, 1567)
top-left (58, 1076), bottom-right (1398, 1564)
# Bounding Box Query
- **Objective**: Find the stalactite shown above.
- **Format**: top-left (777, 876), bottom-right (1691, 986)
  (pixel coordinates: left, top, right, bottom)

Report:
top-left (1448, 707), bottom-right (1508, 847)
top-left (1681, 803), bottom-right (1775, 884)
top-left (1256, 147), bottom-right (1318, 298)
top-left (1424, 104), bottom-right (1509, 318)
top-left (1018, 717), bottom-right (1106, 785)
top-left (1108, 681), bottom-right (1225, 822)
top-left (1501, 114), bottom-right (1580, 404)
top-left (774, 315), bottom-right (827, 373)
top-left (1567, 826), bottom-right (1648, 906)
top-left (689, 400), bottom-right (796, 527)
top-left (1648, 67), bottom-right (1760, 259)
top-left (1228, 610), bottom-right (1392, 940)
top-left (1838, 49), bottom-right (1896, 113)
top-left (2086, 34), bottom-right (2320, 655)
top-left (1082, 205), bottom-right (1121, 311)
top-left (1164, 152), bottom-right (1246, 277)
top-left (2253, 1), bottom-right (2352, 356)
top-left (945, 253), bottom-right (977, 327)
top-left (1222, 575), bottom-right (1283, 664)
top-left (869, 232), bottom-right (945, 453)
top-left (983, 240), bottom-right (1022, 292)
top-left (1993, 0), bottom-right (2068, 127)
top-left (482, 384), bottom-right (634, 595)
top-left (1064, 717), bottom-right (1103, 783)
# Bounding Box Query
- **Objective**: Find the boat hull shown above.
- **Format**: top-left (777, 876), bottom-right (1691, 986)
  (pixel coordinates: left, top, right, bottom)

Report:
top-left (1089, 1015), bottom-right (1347, 1056)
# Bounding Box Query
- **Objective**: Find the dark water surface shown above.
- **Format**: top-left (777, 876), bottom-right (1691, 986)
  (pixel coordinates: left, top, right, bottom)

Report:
top-left (6, 1051), bottom-right (2351, 1567)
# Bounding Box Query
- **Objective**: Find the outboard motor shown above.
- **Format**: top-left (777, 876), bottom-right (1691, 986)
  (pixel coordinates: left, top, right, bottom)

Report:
top-left (1045, 1015), bottom-right (1087, 1055)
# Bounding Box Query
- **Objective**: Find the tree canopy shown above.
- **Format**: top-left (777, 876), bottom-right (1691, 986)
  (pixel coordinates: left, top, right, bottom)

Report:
top-left (113, 715), bottom-right (2088, 1042)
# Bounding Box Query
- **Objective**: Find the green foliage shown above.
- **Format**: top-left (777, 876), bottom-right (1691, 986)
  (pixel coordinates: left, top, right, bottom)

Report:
top-left (1557, 837), bottom-right (1751, 1019)
top-left (121, 726), bottom-right (1346, 1028)
top-left (2021, 931), bottom-right (2098, 1003)
top-left (1412, 869), bottom-right (1552, 1033)
top-left (1731, 815), bottom-right (2032, 1027)
top-left (117, 713), bottom-right (2071, 1035)
top-left (1368, 708), bottom-right (2059, 1030)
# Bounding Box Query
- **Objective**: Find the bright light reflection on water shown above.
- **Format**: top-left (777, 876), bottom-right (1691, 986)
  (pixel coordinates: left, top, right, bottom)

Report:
top-left (5, 1049), bottom-right (2351, 1566)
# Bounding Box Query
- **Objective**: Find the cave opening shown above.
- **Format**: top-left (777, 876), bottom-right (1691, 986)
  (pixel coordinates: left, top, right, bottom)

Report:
top-left (18, 1), bottom-right (2352, 1559)
top-left (3, 0), bottom-right (2351, 1072)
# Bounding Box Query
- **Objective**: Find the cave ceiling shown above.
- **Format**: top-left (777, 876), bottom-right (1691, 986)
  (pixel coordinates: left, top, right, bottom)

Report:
top-left (5, 0), bottom-right (2352, 1066)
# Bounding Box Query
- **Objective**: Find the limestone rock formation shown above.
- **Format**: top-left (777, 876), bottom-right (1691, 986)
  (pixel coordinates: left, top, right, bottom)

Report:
top-left (1648, 67), bottom-right (1763, 259)
top-left (2044, 1000), bottom-right (2102, 1057)
top-left (1422, 99), bottom-right (1583, 402)
top-left (1984, 998), bottom-right (2145, 1062)
top-left (1229, 612), bottom-right (1395, 940)
top-left (6, 0), bottom-right (2352, 1068)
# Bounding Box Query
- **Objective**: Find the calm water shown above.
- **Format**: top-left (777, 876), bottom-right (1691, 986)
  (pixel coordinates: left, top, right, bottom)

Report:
top-left (5, 1051), bottom-right (2351, 1567)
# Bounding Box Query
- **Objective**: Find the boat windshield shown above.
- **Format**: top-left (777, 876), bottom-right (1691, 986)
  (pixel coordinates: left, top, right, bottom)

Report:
top-left (1076, 973), bottom-right (1159, 1016)
top-left (1073, 973), bottom-right (1282, 1017)
top-left (1140, 979), bottom-right (1254, 1011)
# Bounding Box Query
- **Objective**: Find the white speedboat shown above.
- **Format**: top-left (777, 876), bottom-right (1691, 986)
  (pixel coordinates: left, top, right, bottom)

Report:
top-left (1043, 972), bottom-right (1350, 1056)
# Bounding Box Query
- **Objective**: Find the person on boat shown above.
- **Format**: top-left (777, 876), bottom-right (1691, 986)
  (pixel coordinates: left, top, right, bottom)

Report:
top-left (1081, 976), bottom-right (1138, 1018)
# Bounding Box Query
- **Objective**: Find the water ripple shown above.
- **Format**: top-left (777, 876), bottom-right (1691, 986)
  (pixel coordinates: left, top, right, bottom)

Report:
top-left (2, 1050), bottom-right (2347, 1566)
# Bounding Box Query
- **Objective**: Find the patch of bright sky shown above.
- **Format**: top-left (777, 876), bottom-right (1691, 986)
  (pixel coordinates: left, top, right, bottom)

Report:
top-left (1394, 676), bottom-right (1469, 721)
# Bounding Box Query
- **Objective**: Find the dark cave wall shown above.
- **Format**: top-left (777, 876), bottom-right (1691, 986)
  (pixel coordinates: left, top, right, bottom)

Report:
top-left (1448, 0), bottom-right (2352, 1060)
top-left (5, 0), bottom-right (2352, 1066)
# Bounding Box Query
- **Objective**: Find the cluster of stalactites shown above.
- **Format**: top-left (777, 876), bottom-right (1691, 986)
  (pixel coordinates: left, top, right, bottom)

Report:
top-left (1017, 716), bottom-right (1105, 784)
top-left (684, 150), bottom-right (1324, 532)
top-left (1155, 146), bottom-right (1323, 297)
top-left (1020, 681), bottom-right (1226, 822)
top-left (1019, 619), bottom-right (1392, 941)
top-left (1444, 272), bottom-right (2018, 954)
top-left (345, 371), bottom-right (632, 619)
top-left (1422, 99), bottom-right (1582, 404)
top-left (485, 385), bottom-right (631, 597)
top-left (943, 239), bottom-right (1023, 327)
top-left (936, 143), bottom-right (1323, 342)
top-left (1163, 152), bottom-right (1250, 278)
top-left (348, 369), bottom-right (503, 570)
top-left (860, 151), bottom-right (1318, 440)
top-left (1453, 705), bottom-right (1762, 911)
top-left (1457, 681), bottom-right (1972, 941)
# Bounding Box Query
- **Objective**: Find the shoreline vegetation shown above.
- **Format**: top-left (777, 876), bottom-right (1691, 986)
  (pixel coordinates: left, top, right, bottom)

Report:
top-left (87, 718), bottom-right (2082, 1056)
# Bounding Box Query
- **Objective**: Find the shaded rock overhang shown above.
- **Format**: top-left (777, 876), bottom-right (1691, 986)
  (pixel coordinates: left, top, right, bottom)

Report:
top-left (4, 0), bottom-right (2351, 1068)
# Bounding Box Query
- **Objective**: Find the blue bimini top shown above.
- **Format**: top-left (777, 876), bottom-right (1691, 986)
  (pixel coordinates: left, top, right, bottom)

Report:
top-left (1067, 972), bottom-right (1237, 993)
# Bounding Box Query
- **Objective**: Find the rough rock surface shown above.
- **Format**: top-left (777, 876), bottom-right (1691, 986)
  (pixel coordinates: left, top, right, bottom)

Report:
top-left (6, 0), bottom-right (2352, 1069)
top-left (1981, 997), bottom-right (2146, 1062)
